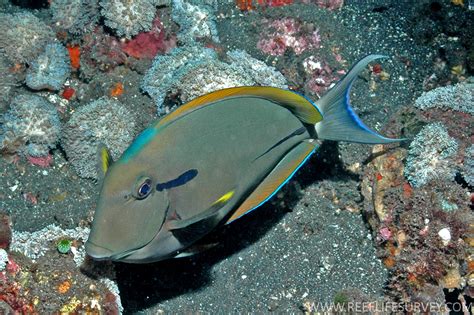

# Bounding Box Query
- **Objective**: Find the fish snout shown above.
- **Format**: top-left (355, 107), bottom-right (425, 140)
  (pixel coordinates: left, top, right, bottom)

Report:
top-left (85, 240), bottom-right (114, 260)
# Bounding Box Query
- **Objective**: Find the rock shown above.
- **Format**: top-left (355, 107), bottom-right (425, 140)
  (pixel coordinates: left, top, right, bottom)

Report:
top-left (0, 212), bottom-right (12, 249)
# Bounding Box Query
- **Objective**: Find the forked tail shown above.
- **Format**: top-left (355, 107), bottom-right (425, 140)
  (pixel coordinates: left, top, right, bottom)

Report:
top-left (314, 55), bottom-right (405, 144)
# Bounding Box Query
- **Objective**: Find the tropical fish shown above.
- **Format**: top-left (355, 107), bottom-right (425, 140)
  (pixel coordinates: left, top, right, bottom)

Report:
top-left (85, 55), bottom-right (403, 263)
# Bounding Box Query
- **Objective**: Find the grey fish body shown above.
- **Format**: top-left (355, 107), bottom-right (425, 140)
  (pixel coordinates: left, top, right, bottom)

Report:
top-left (86, 55), bottom-right (404, 263)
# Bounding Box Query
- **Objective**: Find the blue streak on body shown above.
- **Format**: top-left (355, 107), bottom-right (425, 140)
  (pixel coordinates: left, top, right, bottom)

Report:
top-left (226, 146), bottom-right (318, 224)
top-left (156, 169), bottom-right (198, 191)
top-left (120, 127), bottom-right (158, 163)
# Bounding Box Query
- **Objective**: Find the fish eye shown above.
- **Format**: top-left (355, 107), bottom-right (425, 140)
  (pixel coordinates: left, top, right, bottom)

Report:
top-left (133, 177), bottom-right (153, 199)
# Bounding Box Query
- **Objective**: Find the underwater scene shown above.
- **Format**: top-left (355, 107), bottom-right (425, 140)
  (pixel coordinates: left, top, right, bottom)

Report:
top-left (0, 0), bottom-right (473, 313)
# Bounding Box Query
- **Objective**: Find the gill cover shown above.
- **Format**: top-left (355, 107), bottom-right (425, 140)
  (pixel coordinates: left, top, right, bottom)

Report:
top-left (86, 144), bottom-right (169, 259)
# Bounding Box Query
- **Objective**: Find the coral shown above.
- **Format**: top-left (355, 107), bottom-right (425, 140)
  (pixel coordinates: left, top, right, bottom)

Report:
top-left (67, 45), bottom-right (81, 70)
top-left (178, 60), bottom-right (255, 103)
top-left (172, 0), bottom-right (219, 44)
top-left (110, 82), bottom-right (124, 97)
top-left (57, 239), bottom-right (72, 254)
top-left (142, 46), bottom-right (288, 114)
top-left (0, 55), bottom-right (18, 105)
top-left (11, 224), bottom-right (89, 262)
top-left (257, 18), bottom-right (321, 56)
top-left (100, 0), bottom-right (157, 38)
top-left (62, 86), bottom-right (76, 100)
top-left (463, 145), bottom-right (474, 187)
top-left (404, 123), bottom-right (458, 188)
top-left (6, 224), bottom-right (123, 313)
top-left (142, 45), bottom-right (218, 113)
top-left (303, 55), bottom-right (341, 97)
top-left (26, 42), bottom-right (71, 91)
top-left (62, 97), bottom-right (138, 179)
top-left (121, 16), bottom-right (176, 59)
top-left (0, 248), bottom-right (7, 271)
top-left (227, 49), bottom-right (288, 88)
top-left (79, 28), bottom-right (127, 79)
top-left (362, 144), bottom-right (472, 303)
top-left (0, 12), bottom-right (55, 64)
top-left (0, 94), bottom-right (61, 157)
top-left (414, 82), bottom-right (474, 115)
top-left (51, 0), bottom-right (99, 35)
top-left (26, 154), bottom-right (53, 168)
top-left (310, 0), bottom-right (344, 10)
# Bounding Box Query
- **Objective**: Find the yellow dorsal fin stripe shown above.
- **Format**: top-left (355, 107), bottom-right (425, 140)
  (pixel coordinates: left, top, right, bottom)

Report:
top-left (226, 141), bottom-right (316, 224)
top-left (213, 190), bottom-right (235, 205)
top-left (155, 86), bottom-right (323, 128)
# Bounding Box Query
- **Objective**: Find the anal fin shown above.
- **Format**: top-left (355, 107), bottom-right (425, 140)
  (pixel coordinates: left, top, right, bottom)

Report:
top-left (226, 140), bottom-right (318, 224)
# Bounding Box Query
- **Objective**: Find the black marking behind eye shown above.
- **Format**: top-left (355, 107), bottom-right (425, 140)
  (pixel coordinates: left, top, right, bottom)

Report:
top-left (156, 169), bottom-right (198, 191)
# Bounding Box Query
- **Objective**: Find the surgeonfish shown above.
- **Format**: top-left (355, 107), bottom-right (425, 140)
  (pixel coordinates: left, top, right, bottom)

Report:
top-left (85, 55), bottom-right (404, 263)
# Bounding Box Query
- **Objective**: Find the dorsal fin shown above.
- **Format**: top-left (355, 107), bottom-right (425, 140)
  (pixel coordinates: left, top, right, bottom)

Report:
top-left (155, 86), bottom-right (323, 129)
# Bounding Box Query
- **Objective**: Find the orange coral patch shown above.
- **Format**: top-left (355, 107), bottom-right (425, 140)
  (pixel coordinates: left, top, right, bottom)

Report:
top-left (383, 256), bottom-right (396, 268)
top-left (403, 182), bottom-right (412, 198)
top-left (57, 280), bottom-right (71, 294)
top-left (110, 82), bottom-right (124, 97)
top-left (236, 0), bottom-right (253, 10)
top-left (67, 45), bottom-right (80, 69)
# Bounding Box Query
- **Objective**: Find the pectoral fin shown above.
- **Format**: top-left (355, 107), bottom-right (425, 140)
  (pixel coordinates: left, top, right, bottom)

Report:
top-left (226, 140), bottom-right (318, 224)
top-left (96, 143), bottom-right (113, 181)
top-left (167, 190), bottom-right (235, 244)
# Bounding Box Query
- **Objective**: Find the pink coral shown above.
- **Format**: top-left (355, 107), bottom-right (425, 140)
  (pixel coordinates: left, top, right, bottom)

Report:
top-left (122, 17), bottom-right (176, 59)
top-left (379, 227), bottom-right (392, 241)
top-left (26, 154), bottom-right (53, 168)
top-left (302, 0), bottom-right (344, 10)
top-left (257, 18), bottom-right (321, 56)
top-left (303, 56), bottom-right (341, 96)
top-left (80, 27), bottom-right (127, 75)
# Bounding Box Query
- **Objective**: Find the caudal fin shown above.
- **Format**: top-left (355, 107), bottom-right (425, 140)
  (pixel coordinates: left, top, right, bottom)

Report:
top-left (314, 55), bottom-right (405, 144)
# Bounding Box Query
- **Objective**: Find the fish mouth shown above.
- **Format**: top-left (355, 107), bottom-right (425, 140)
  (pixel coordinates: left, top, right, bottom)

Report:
top-left (85, 240), bottom-right (115, 260)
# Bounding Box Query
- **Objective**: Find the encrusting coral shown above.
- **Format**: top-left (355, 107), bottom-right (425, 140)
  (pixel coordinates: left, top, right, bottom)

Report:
top-left (51, 0), bottom-right (100, 35)
top-left (62, 97), bottom-right (138, 179)
top-left (0, 12), bottom-right (55, 64)
top-left (404, 122), bottom-right (459, 188)
top-left (414, 82), bottom-right (474, 115)
top-left (142, 46), bottom-right (287, 114)
top-left (171, 0), bottom-right (219, 44)
top-left (100, 0), bottom-right (158, 38)
top-left (0, 94), bottom-right (61, 157)
top-left (26, 42), bottom-right (71, 91)
top-left (0, 55), bottom-right (18, 106)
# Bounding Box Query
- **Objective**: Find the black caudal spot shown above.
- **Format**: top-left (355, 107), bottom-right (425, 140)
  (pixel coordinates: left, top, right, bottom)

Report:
top-left (156, 169), bottom-right (198, 191)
